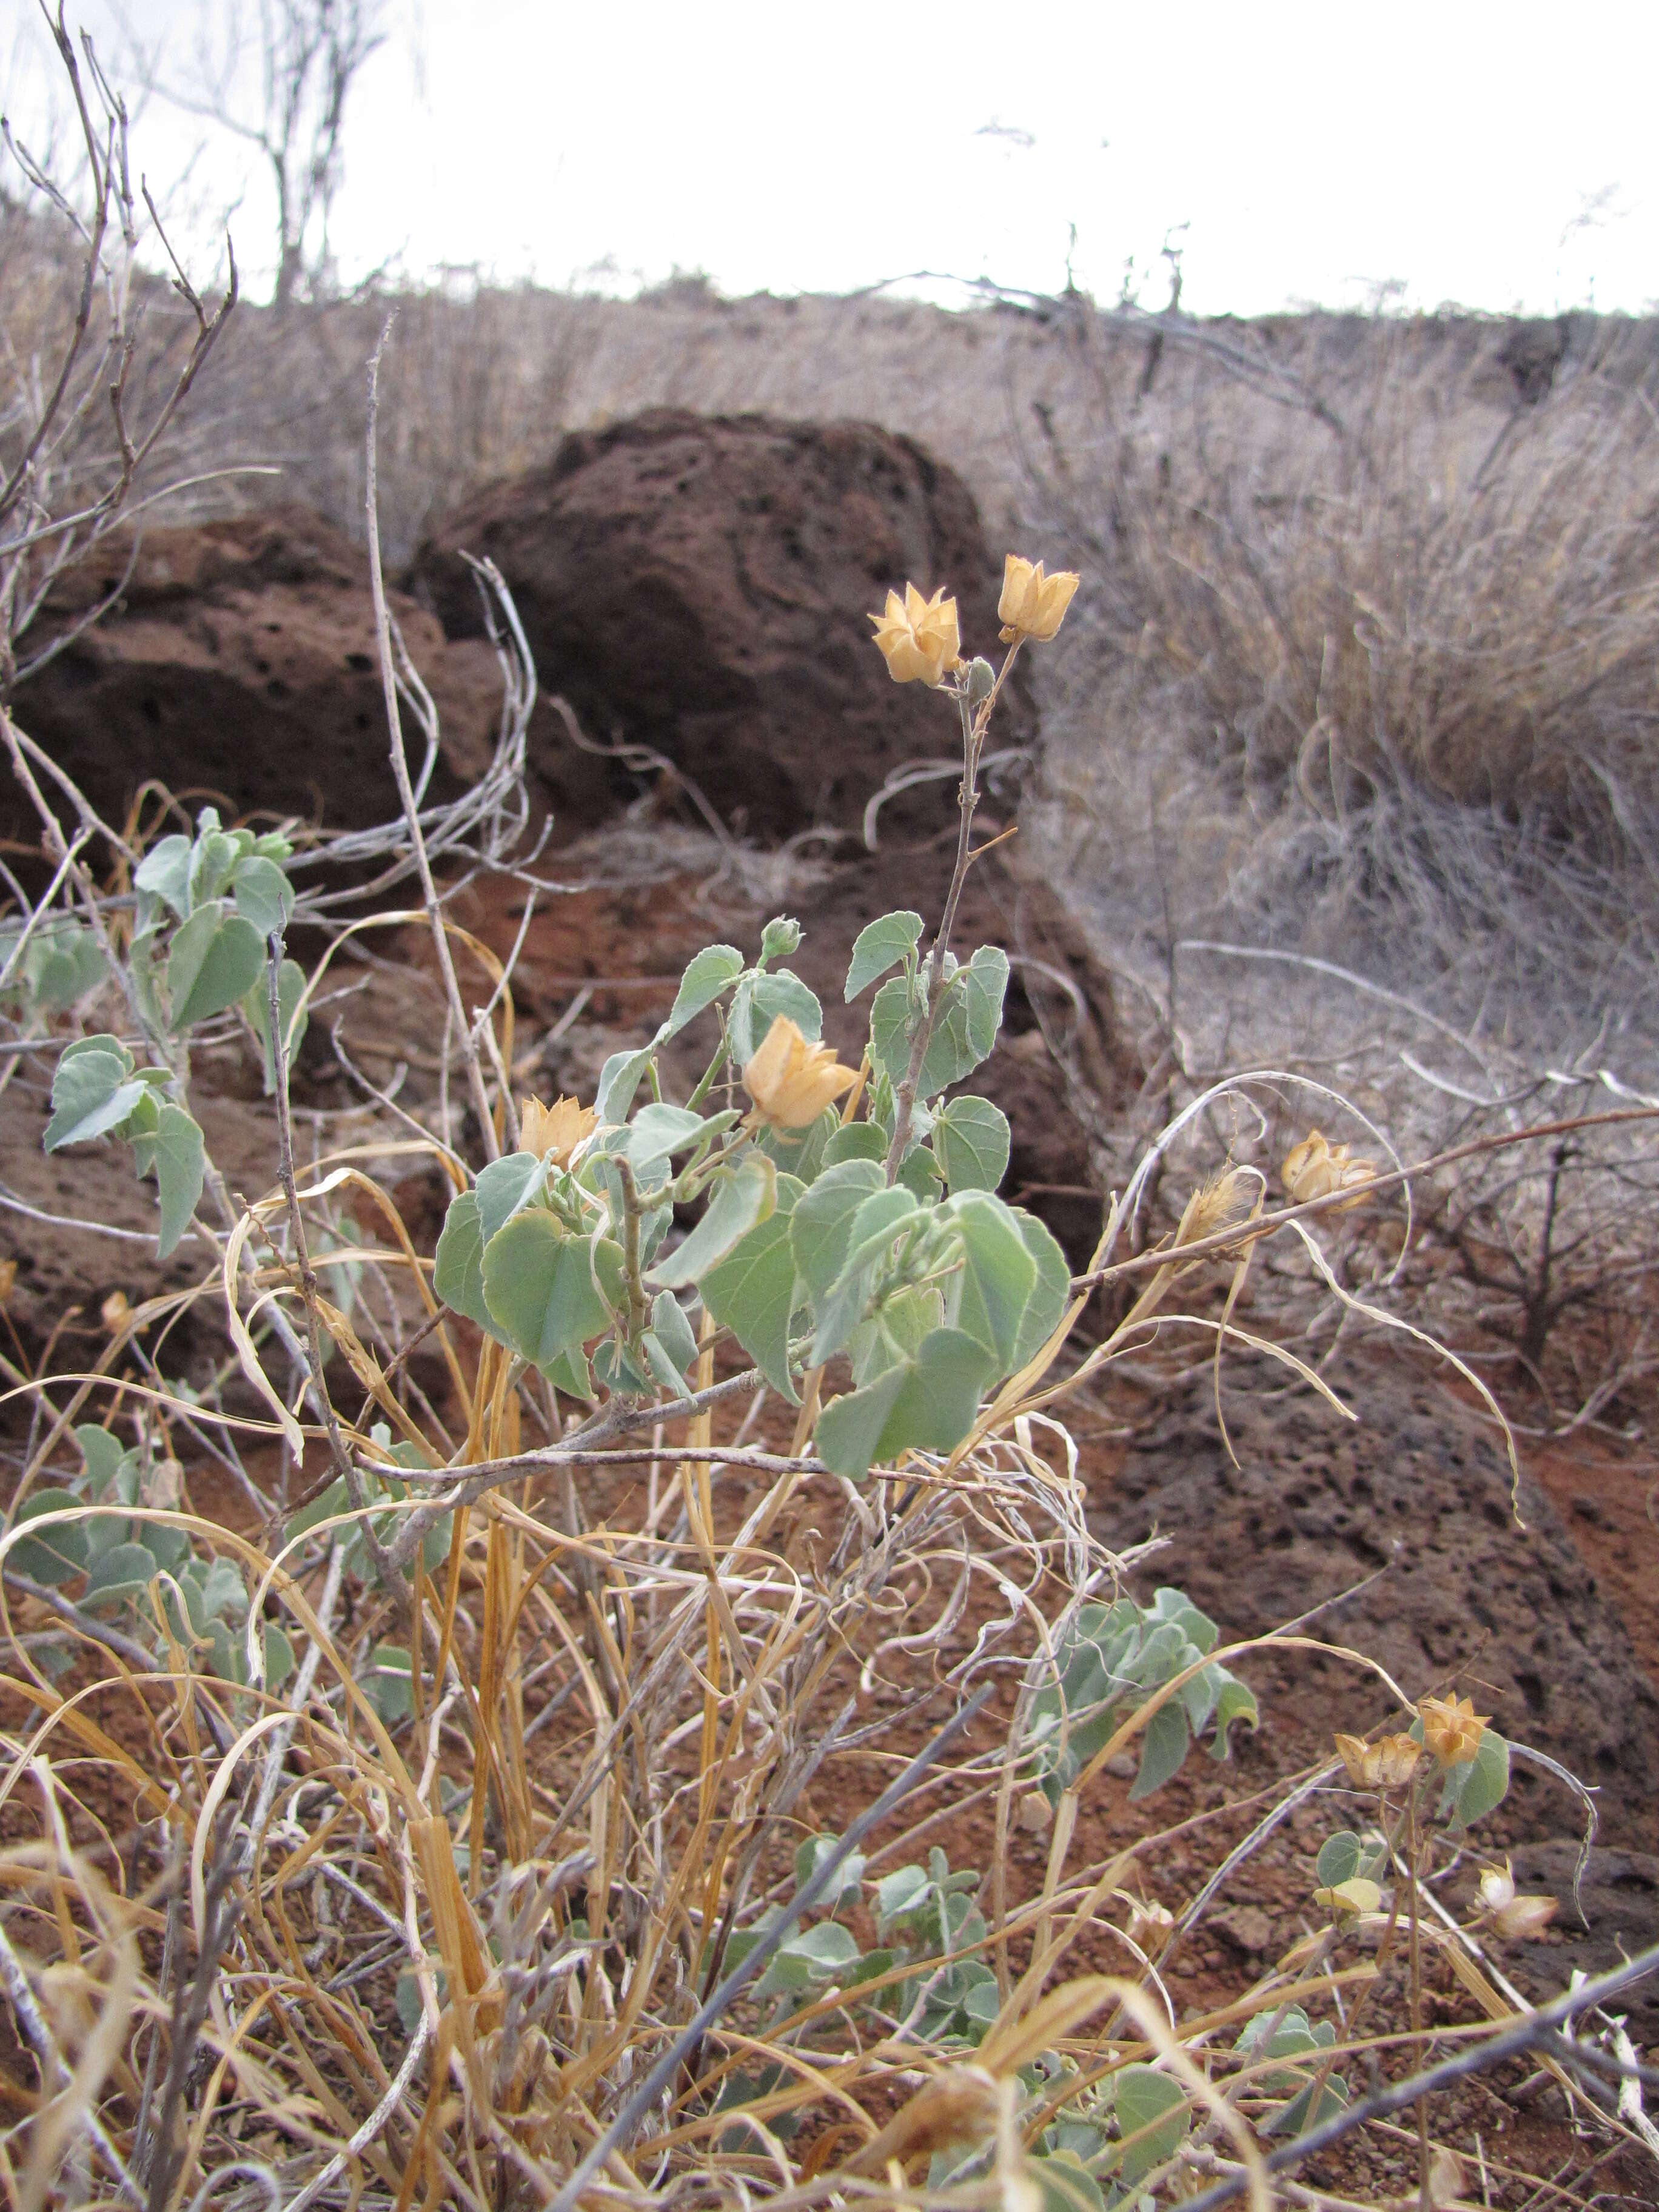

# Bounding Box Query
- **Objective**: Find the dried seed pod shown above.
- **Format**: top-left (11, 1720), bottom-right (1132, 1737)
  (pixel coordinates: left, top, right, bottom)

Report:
top-left (1281, 1128), bottom-right (1378, 1210)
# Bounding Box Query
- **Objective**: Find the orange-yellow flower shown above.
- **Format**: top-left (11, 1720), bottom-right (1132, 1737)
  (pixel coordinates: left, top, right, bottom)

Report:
top-left (742, 1016), bottom-right (857, 1130)
top-left (1418, 1693), bottom-right (1489, 1766)
top-left (1281, 1128), bottom-right (1377, 1211)
top-left (1334, 1732), bottom-right (1422, 1790)
top-left (997, 554), bottom-right (1079, 643)
top-left (520, 1093), bottom-right (597, 1166)
top-left (869, 583), bottom-right (961, 687)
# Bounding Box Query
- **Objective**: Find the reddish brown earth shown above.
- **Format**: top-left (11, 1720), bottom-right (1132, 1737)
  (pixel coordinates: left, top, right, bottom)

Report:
top-left (8, 506), bottom-right (498, 847)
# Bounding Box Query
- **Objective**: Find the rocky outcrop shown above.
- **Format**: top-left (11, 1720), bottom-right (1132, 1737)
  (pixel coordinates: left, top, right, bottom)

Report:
top-left (8, 508), bottom-right (500, 843)
top-left (409, 409), bottom-right (1030, 835)
top-left (1090, 1366), bottom-right (1659, 1849)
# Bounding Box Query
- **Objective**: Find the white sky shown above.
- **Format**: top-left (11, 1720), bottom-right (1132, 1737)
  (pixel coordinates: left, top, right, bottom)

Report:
top-left (6, 0), bottom-right (1659, 315)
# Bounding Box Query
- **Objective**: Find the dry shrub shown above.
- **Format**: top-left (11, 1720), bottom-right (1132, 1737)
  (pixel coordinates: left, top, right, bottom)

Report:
top-left (1028, 310), bottom-right (1659, 1022)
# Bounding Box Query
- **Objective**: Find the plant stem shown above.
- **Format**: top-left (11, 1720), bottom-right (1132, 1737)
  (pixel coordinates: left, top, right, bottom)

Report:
top-left (883, 646), bottom-right (1020, 1183)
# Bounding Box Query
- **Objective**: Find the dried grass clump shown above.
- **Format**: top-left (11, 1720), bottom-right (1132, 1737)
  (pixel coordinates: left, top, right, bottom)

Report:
top-left (1025, 311), bottom-right (1659, 1046)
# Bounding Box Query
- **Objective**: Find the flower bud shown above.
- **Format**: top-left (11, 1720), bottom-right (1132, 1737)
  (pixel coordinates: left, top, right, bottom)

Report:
top-left (964, 656), bottom-right (996, 709)
top-left (1477, 1860), bottom-right (1517, 1914)
top-left (1125, 1896), bottom-right (1175, 1949)
top-left (869, 583), bottom-right (962, 686)
top-left (760, 916), bottom-right (803, 962)
top-left (997, 554), bottom-right (1080, 643)
top-left (0, 1259), bottom-right (14, 1304)
top-left (101, 1289), bottom-right (131, 1335)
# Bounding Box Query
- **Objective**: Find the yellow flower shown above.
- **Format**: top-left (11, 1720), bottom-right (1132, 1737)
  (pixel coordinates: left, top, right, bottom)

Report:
top-left (1281, 1128), bottom-right (1377, 1211)
top-left (101, 1289), bottom-right (131, 1335)
top-left (997, 554), bottom-right (1080, 643)
top-left (1334, 1731), bottom-right (1422, 1791)
top-left (1418, 1692), bottom-right (1489, 1766)
top-left (741, 1016), bottom-right (858, 1130)
top-left (520, 1093), bottom-right (597, 1165)
top-left (869, 582), bottom-right (961, 687)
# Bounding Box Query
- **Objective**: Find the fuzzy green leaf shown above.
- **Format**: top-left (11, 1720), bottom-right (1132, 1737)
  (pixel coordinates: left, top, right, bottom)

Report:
top-left (1441, 1726), bottom-right (1510, 1828)
top-left (150, 1102), bottom-right (205, 1258)
top-left (474, 1151), bottom-right (548, 1246)
top-left (845, 911), bottom-right (924, 1000)
top-left (5, 1492), bottom-right (89, 1585)
top-left (433, 1191), bottom-right (495, 1334)
top-left (816, 1326), bottom-right (996, 1478)
top-left (1129, 1697), bottom-right (1190, 1800)
top-left (729, 968), bottom-right (822, 1063)
top-left (1105, 2065), bottom-right (1188, 2185)
top-left (659, 944), bottom-right (744, 1041)
top-left (229, 854), bottom-right (294, 937)
top-left (698, 1175), bottom-right (805, 1400)
top-left (43, 1039), bottom-right (141, 1150)
top-left (481, 1214), bottom-right (618, 1371)
top-left (166, 902), bottom-right (266, 1030)
top-left (933, 1095), bottom-right (1011, 1193)
top-left (82, 1541), bottom-right (160, 1610)
top-left (134, 833), bottom-right (195, 919)
top-left (650, 1154), bottom-right (776, 1290)
top-left (1008, 1210), bottom-right (1072, 1371)
top-left (945, 1192), bottom-right (1037, 1370)
top-left (789, 1158), bottom-right (885, 1301)
top-left (595, 1046), bottom-right (655, 1124)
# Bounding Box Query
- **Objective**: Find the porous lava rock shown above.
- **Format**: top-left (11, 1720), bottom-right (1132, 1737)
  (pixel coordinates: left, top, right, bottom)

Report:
top-left (408, 409), bottom-right (1030, 834)
top-left (8, 508), bottom-right (499, 843)
top-left (1089, 1364), bottom-right (1659, 1848)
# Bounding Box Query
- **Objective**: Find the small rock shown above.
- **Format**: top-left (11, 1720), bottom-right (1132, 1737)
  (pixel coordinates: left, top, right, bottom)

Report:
top-left (1211, 1905), bottom-right (1275, 1956)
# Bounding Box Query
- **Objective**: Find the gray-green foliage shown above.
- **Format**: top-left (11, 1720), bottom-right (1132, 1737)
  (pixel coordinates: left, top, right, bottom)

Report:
top-left (429, 913), bottom-right (1068, 1477)
top-left (0, 918), bottom-right (106, 1013)
top-left (1234, 2005), bottom-right (1349, 2134)
top-left (2, 1422), bottom-right (292, 1690)
top-left (39, 809), bottom-right (303, 1256)
top-left (1027, 1586), bottom-right (1259, 1803)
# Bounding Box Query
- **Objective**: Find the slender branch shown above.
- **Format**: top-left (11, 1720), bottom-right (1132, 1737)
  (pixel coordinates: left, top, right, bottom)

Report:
top-left (546, 1686), bottom-right (993, 2212)
top-left (1177, 1942), bottom-right (1659, 2212)
top-left (363, 317), bottom-right (499, 1162)
top-left (265, 934), bottom-right (403, 1597)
